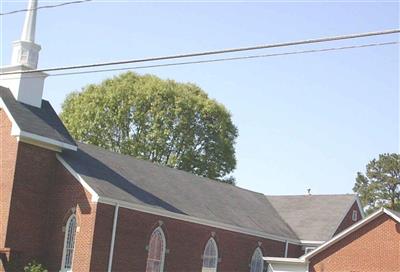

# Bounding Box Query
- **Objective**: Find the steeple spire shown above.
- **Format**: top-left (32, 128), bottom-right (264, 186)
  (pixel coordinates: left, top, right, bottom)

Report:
top-left (1, 0), bottom-right (47, 108)
top-left (10, 0), bottom-right (41, 69)
top-left (21, 0), bottom-right (38, 42)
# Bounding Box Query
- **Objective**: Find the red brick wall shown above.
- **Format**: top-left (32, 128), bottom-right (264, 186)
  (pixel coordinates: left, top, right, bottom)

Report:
top-left (334, 201), bottom-right (362, 236)
top-left (45, 161), bottom-right (98, 272)
top-left (310, 214), bottom-right (400, 272)
top-left (89, 203), bottom-right (114, 272)
top-left (0, 107), bottom-right (58, 270)
top-left (0, 110), bottom-right (18, 271)
top-left (106, 206), bottom-right (287, 272)
top-left (0, 110), bottom-right (18, 250)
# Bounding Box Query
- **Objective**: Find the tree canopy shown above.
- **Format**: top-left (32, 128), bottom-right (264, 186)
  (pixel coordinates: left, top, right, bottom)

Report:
top-left (353, 153), bottom-right (400, 213)
top-left (60, 72), bottom-right (238, 184)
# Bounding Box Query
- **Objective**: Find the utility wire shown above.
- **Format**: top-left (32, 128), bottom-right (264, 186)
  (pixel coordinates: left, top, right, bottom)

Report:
top-left (0, 0), bottom-right (92, 16)
top-left (1, 28), bottom-right (399, 76)
top-left (1, 41), bottom-right (397, 80)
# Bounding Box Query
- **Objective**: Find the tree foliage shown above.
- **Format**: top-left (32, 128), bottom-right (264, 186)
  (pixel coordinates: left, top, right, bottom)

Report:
top-left (353, 153), bottom-right (400, 213)
top-left (24, 261), bottom-right (48, 272)
top-left (60, 72), bottom-right (238, 183)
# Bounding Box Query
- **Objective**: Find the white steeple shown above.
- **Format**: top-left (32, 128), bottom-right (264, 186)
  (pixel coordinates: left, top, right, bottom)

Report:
top-left (21, 0), bottom-right (38, 42)
top-left (1, 0), bottom-right (47, 108)
top-left (11, 0), bottom-right (41, 69)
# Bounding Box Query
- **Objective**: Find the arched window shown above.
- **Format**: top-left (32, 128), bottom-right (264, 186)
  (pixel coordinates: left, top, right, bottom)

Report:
top-left (250, 247), bottom-right (264, 272)
top-left (145, 227), bottom-right (166, 272)
top-left (61, 214), bottom-right (77, 272)
top-left (202, 238), bottom-right (218, 272)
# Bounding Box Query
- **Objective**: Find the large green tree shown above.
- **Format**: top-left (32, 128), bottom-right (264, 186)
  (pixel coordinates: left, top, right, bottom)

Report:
top-left (353, 153), bottom-right (400, 213)
top-left (60, 72), bottom-right (238, 184)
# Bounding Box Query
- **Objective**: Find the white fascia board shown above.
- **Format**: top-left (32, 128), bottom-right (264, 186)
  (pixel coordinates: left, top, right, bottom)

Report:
top-left (384, 208), bottom-right (400, 223)
top-left (355, 195), bottom-right (366, 218)
top-left (264, 257), bottom-right (307, 264)
top-left (56, 154), bottom-right (99, 202)
top-left (0, 98), bottom-right (19, 133)
top-left (301, 208), bottom-right (386, 261)
top-left (0, 98), bottom-right (77, 152)
top-left (97, 196), bottom-right (302, 245)
top-left (265, 258), bottom-right (309, 272)
top-left (17, 130), bottom-right (77, 151)
top-left (298, 240), bottom-right (325, 246)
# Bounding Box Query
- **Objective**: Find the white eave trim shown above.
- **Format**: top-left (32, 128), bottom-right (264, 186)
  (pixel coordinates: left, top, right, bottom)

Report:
top-left (301, 207), bottom-right (400, 261)
top-left (356, 195), bottom-right (366, 218)
top-left (264, 257), bottom-right (307, 264)
top-left (0, 98), bottom-right (77, 152)
top-left (56, 155), bottom-right (303, 245)
top-left (56, 154), bottom-right (99, 202)
top-left (298, 240), bottom-right (325, 246)
top-left (98, 196), bottom-right (301, 244)
top-left (17, 130), bottom-right (77, 151)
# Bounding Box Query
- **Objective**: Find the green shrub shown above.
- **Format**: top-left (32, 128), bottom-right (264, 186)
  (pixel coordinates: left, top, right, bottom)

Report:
top-left (24, 260), bottom-right (48, 272)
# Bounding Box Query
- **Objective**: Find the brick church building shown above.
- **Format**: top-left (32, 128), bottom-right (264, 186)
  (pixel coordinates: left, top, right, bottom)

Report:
top-left (0, 1), bottom-right (373, 271)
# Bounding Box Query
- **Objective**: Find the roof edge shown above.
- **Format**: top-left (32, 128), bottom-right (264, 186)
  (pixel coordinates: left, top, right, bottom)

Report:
top-left (0, 97), bottom-right (77, 152)
top-left (98, 196), bottom-right (302, 244)
top-left (58, 153), bottom-right (302, 244)
top-left (301, 207), bottom-right (400, 261)
top-left (263, 257), bottom-right (308, 264)
top-left (56, 154), bottom-right (99, 201)
top-left (330, 195), bottom-right (360, 238)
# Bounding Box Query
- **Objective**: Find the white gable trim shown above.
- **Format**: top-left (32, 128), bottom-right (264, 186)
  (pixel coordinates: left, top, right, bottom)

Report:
top-left (0, 98), bottom-right (77, 152)
top-left (56, 154), bottom-right (99, 202)
top-left (356, 195), bottom-right (366, 218)
top-left (0, 98), bottom-right (19, 134)
top-left (301, 207), bottom-right (399, 260)
top-left (385, 209), bottom-right (400, 222)
top-left (330, 196), bottom-right (362, 239)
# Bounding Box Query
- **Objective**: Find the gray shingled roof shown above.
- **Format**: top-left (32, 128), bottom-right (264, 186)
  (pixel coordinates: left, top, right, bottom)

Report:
top-left (266, 194), bottom-right (357, 241)
top-left (61, 142), bottom-right (299, 240)
top-left (61, 143), bottom-right (358, 242)
top-left (0, 87), bottom-right (76, 148)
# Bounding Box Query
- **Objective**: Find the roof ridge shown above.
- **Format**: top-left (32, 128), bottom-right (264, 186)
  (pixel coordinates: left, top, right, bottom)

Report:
top-left (266, 194), bottom-right (357, 197)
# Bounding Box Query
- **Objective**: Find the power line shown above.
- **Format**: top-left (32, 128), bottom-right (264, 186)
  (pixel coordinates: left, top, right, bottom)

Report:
top-left (49, 41), bottom-right (400, 77)
top-left (1, 41), bottom-right (397, 80)
top-left (0, 0), bottom-right (92, 16)
top-left (0, 28), bottom-right (399, 76)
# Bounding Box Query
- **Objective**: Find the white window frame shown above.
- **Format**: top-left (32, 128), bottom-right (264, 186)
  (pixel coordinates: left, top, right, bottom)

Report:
top-left (352, 210), bottom-right (358, 221)
top-left (202, 237), bottom-right (218, 272)
top-left (250, 247), bottom-right (264, 272)
top-left (145, 226), bottom-right (166, 272)
top-left (60, 214), bottom-right (77, 272)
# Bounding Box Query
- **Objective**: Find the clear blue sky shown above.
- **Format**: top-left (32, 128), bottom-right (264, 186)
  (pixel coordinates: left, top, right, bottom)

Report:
top-left (1, 0), bottom-right (399, 195)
